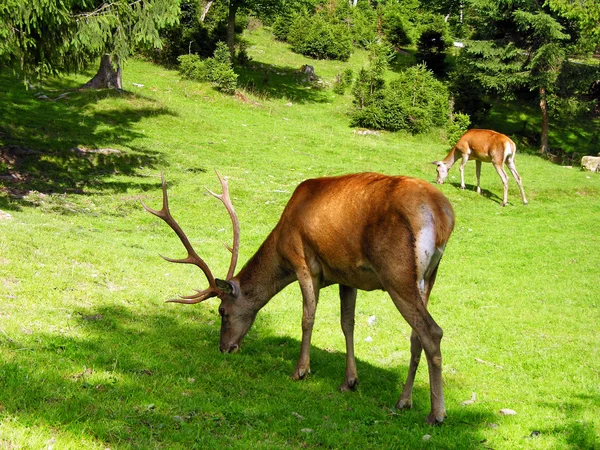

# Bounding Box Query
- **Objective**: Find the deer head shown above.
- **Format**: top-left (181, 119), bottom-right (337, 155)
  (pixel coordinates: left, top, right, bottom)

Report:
top-left (432, 161), bottom-right (449, 184)
top-left (141, 172), bottom-right (253, 353)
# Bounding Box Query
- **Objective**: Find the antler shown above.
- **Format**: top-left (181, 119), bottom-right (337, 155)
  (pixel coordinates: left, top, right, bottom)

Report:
top-left (206, 171), bottom-right (240, 280)
top-left (141, 172), bottom-right (240, 303)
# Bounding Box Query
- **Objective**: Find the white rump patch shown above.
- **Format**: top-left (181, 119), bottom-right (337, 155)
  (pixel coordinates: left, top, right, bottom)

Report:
top-left (415, 207), bottom-right (444, 296)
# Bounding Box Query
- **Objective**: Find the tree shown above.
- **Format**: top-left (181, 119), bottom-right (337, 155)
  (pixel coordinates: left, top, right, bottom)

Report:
top-left (222, 0), bottom-right (287, 57)
top-left (454, 1), bottom-right (572, 154)
top-left (0, 1), bottom-right (180, 88)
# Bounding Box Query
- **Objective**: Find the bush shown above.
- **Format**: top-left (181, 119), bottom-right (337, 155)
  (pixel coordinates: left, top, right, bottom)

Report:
top-left (351, 64), bottom-right (451, 134)
top-left (272, 12), bottom-right (295, 41)
top-left (178, 42), bottom-right (237, 94)
top-left (287, 15), bottom-right (353, 61)
top-left (178, 54), bottom-right (207, 80)
top-left (333, 68), bottom-right (354, 95)
top-left (380, 1), bottom-right (418, 47)
top-left (445, 112), bottom-right (471, 144)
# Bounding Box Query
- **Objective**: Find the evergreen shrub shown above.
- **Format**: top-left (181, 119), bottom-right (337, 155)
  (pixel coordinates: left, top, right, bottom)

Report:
top-left (178, 42), bottom-right (237, 94)
top-left (287, 15), bottom-right (352, 61)
top-left (351, 64), bottom-right (450, 134)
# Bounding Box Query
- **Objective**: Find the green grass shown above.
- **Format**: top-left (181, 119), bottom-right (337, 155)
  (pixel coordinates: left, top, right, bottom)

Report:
top-left (0, 27), bottom-right (599, 449)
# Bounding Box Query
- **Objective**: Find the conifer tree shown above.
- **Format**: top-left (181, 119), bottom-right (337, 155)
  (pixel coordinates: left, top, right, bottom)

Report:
top-left (456, 1), bottom-right (571, 154)
top-left (0, 1), bottom-right (180, 88)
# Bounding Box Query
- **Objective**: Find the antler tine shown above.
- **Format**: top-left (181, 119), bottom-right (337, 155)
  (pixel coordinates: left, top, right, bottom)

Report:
top-left (141, 173), bottom-right (218, 295)
top-left (165, 288), bottom-right (218, 304)
top-left (206, 170), bottom-right (240, 280)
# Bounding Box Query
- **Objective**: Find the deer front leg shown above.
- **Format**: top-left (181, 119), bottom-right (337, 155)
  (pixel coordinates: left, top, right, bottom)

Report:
top-left (292, 271), bottom-right (320, 380)
top-left (339, 284), bottom-right (358, 391)
top-left (459, 154), bottom-right (469, 189)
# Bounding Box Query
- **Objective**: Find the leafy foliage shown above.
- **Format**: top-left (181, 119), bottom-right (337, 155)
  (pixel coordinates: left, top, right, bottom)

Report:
top-left (333, 68), bottom-right (354, 95)
top-left (380, 1), bottom-right (419, 47)
top-left (445, 112), bottom-right (471, 144)
top-left (0, 0), bottom-right (180, 78)
top-left (351, 62), bottom-right (451, 134)
top-left (287, 14), bottom-right (352, 61)
top-left (178, 42), bottom-right (237, 94)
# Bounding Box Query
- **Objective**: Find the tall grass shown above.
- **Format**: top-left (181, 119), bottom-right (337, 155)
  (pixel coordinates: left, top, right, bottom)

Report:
top-left (0, 27), bottom-right (598, 449)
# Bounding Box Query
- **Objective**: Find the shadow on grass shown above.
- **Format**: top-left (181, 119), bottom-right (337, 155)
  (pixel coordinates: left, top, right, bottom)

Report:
top-left (447, 182), bottom-right (505, 205)
top-left (236, 61), bottom-right (331, 104)
top-left (538, 394), bottom-right (600, 449)
top-left (0, 304), bottom-right (497, 448)
top-left (0, 72), bottom-right (174, 209)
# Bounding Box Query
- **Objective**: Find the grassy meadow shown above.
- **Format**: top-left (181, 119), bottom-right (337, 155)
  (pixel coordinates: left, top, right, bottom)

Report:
top-left (0, 27), bottom-right (599, 449)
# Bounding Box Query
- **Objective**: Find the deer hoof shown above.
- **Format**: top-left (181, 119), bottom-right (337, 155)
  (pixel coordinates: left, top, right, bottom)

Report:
top-left (395, 397), bottom-right (412, 410)
top-left (292, 367), bottom-right (310, 380)
top-left (426, 411), bottom-right (446, 426)
top-left (339, 378), bottom-right (358, 392)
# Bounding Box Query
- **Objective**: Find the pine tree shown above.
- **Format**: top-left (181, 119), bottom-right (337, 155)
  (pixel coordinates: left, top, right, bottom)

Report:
top-left (456, 0), bottom-right (571, 154)
top-left (0, 1), bottom-right (180, 88)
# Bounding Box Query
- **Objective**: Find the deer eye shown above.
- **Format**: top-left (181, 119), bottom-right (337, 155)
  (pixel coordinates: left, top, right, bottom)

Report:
top-left (218, 306), bottom-right (225, 317)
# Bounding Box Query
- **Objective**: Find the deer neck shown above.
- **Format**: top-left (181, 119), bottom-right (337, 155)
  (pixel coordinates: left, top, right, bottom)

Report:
top-left (443, 147), bottom-right (460, 168)
top-left (234, 231), bottom-right (295, 311)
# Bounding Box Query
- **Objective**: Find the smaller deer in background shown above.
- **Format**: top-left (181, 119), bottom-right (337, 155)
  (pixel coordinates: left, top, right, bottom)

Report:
top-left (433, 129), bottom-right (528, 206)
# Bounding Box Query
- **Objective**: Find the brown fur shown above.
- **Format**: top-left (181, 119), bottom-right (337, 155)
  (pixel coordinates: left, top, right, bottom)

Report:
top-left (434, 129), bottom-right (528, 206)
top-left (149, 172), bottom-right (455, 424)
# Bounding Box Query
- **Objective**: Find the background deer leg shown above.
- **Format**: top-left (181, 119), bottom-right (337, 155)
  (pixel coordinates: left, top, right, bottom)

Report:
top-left (459, 153), bottom-right (469, 189)
top-left (339, 284), bottom-right (358, 391)
top-left (292, 270), bottom-right (320, 380)
top-left (506, 158), bottom-right (528, 205)
top-left (493, 163), bottom-right (510, 206)
top-left (475, 160), bottom-right (482, 195)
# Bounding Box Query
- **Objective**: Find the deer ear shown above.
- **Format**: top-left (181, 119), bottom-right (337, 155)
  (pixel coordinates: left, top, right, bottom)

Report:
top-left (216, 279), bottom-right (237, 296)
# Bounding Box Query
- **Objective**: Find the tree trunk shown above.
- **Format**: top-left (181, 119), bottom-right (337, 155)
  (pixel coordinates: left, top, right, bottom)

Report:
top-left (200, 0), bottom-right (213, 22)
top-left (81, 54), bottom-right (122, 90)
top-left (539, 86), bottom-right (549, 154)
top-left (226, 1), bottom-right (239, 59)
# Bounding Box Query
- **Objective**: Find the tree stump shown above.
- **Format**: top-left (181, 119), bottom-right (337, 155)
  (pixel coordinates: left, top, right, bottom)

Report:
top-left (81, 54), bottom-right (122, 90)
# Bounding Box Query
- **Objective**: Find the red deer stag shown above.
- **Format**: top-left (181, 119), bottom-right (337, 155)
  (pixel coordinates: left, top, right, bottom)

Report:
top-left (433, 129), bottom-right (528, 206)
top-left (142, 172), bottom-right (455, 425)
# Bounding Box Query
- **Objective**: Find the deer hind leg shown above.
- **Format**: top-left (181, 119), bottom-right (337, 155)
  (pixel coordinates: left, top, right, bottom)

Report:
top-left (339, 284), bottom-right (358, 391)
top-left (475, 160), bottom-right (483, 195)
top-left (506, 156), bottom-right (528, 205)
top-left (397, 329), bottom-right (423, 410)
top-left (388, 285), bottom-right (446, 425)
top-left (292, 268), bottom-right (320, 381)
top-left (493, 163), bottom-right (510, 206)
top-left (391, 237), bottom-right (446, 424)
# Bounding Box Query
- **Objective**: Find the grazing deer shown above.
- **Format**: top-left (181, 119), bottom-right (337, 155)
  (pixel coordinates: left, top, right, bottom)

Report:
top-left (433, 129), bottom-right (528, 206)
top-left (142, 172), bottom-right (455, 424)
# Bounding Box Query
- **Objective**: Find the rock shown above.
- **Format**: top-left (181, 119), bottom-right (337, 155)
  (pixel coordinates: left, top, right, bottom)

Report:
top-left (499, 408), bottom-right (517, 416)
top-left (581, 156), bottom-right (600, 172)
